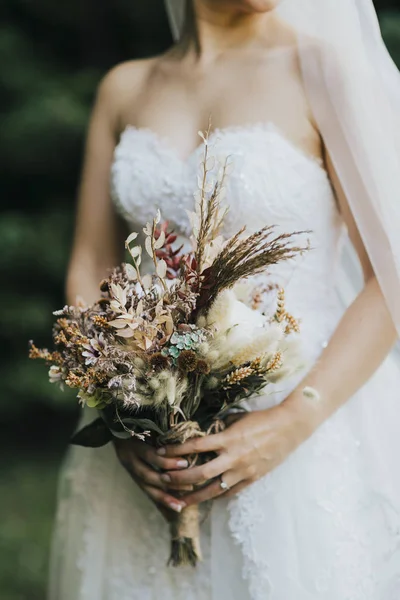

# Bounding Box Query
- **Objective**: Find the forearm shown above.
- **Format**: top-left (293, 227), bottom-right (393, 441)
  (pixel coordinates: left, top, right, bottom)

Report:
top-left (284, 276), bottom-right (397, 430)
top-left (66, 254), bottom-right (107, 306)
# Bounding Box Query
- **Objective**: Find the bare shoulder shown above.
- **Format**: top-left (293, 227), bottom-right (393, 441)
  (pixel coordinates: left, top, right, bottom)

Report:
top-left (96, 57), bottom-right (162, 135)
top-left (100, 57), bottom-right (159, 95)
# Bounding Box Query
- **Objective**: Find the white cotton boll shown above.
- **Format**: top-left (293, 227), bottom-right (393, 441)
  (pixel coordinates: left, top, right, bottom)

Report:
top-left (232, 281), bottom-right (253, 307)
top-left (208, 290), bottom-right (267, 341)
top-left (205, 290), bottom-right (282, 370)
top-left (224, 297), bottom-right (267, 349)
top-left (229, 297), bottom-right (266, 331)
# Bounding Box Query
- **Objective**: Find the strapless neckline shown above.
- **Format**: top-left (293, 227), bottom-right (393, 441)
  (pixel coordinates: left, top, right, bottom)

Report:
top-left (116, 122), bottom-right (327, 178)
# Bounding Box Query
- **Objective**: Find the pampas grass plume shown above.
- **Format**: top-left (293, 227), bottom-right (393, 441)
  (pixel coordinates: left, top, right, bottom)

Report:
top-left (230, 324), bottom-right (284, 366)
top-left (166, 376), bottom-right (176, 405)
top-left (205, 376), bottom-right (219, 390)
top-left (149, 377), bottom-right (161, 391)
top-left (205, 290), bottom-right (236, 331)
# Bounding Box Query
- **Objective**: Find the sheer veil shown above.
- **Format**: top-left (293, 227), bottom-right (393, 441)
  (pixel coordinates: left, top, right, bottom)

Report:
top-left (165, 0), bottom-right (400, 337)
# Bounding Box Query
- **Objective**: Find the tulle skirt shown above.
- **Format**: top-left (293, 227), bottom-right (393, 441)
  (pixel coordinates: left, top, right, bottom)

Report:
top-left (48, 331), bottom-right (400, 600)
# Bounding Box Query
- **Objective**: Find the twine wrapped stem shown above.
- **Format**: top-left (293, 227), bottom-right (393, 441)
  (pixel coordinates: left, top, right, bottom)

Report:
top-left (158, 421), bottom-right (205, 567)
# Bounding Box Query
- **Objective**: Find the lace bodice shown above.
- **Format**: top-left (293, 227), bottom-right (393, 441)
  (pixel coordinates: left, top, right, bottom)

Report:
top-left (111, 123), bottom-right (341, 244)
top-left (111, 123), bottom-right (344, 361)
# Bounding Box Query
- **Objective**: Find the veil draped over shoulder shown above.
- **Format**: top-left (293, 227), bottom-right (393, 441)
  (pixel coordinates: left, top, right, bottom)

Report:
top-left (165, 0), bottom-right (400, 336)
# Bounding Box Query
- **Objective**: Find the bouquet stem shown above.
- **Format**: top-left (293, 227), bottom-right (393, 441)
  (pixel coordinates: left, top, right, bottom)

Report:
top-left (169, 504), bottom-right (202, 567)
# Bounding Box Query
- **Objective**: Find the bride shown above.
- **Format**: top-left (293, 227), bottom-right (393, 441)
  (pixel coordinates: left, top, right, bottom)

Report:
top-left (49, 1), bottom-right (400, 598)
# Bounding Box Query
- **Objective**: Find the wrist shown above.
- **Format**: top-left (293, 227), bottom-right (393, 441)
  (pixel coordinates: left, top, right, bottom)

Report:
top-left (281, 388), bottom-right (326, 439)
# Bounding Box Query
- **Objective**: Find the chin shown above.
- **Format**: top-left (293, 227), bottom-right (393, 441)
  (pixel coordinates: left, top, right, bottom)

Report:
top-left (235, 0), bottom-right (281, 12)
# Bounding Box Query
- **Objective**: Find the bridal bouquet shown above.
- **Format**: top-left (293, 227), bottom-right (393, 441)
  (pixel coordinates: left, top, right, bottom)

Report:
top-left (30, 130), bottom-right (307, 566)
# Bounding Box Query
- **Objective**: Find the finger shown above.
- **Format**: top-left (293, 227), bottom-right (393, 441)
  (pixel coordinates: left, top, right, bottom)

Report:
top-left (162, 454), bottom-right (232, 486)
top-left (142, 483), bottom-right (186, 513)
top-left (130, 458), bottom-right (194, 491)
top-left (158, 432), bottom-right (227, 458)
top-left (133, 441), bottom-right (190, 471)
top-left (166, 483), bottom-right (194, 492)
top-left (128, 456), bottom-right (166, 489)
top-left (182, 470), bottom-right (242, 506)
top-left (223, 480), bottom-right (250, 500)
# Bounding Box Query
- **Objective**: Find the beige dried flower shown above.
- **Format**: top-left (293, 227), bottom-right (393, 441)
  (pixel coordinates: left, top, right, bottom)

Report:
top-left (223, 366), bottom-right (253, 388)
top-left (275, 288), bottom-right (286, 323)
top-left (266, 351), bottom-right (283, 372)
top-left (250, 356), bottom-right (263, 372)
top-left (284, 312), bottom-right (300, 334)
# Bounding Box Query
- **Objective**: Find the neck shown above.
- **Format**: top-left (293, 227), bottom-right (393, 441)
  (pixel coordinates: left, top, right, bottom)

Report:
top-left (177, 1), bottom-right (277, 62)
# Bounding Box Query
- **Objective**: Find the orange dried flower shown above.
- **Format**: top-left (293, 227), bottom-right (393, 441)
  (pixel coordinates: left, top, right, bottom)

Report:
top-left (224, 366), bottom-right (253, 388)
top-left (28, 342), bottom-right (52, 361)
top-left (266, 351), bottom-right (282, 372)
top-left (92, 315), bottom-right (109, 328)
top-left (284, 312), bottom-right (300, 334)
top-left (65, 372), bottom-right (85, 388)
top-left (54, 331), bottom-right (68, 346)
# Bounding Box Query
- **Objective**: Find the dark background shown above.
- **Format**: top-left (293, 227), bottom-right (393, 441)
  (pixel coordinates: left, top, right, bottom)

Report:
top-left (0, 1), bottom-right (399, 598)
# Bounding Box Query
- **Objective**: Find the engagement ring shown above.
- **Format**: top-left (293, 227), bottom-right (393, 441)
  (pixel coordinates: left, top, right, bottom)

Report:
top-left (219, 476), bottom-right (230, 491)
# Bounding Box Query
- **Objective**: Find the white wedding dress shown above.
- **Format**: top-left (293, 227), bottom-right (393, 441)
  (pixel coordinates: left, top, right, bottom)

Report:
top-left (49, 123), bottom-right (400, 600)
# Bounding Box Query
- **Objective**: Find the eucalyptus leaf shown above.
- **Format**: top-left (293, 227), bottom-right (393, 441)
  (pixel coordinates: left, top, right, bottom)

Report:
top-left (145, 237), bottom-right (153, 258)
top-left (154, 231), bottom-right (166, 250)
top-left (125, 232), bottom-right (138, 245)
top-left (156, 259), bottom-right (167, 278)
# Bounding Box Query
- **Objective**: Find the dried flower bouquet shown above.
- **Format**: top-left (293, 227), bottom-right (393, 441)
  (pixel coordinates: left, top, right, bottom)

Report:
top-left (30, 127), bottom-right (308, 567)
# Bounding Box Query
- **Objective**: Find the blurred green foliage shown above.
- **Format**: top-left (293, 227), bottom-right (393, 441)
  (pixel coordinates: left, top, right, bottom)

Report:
top-left (0, 1), bottom-right (398, 599)
top-left (0, 2), bottom-right (170, 598)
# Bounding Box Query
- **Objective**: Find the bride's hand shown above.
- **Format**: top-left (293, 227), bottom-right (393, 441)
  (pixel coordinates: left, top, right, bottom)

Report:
top-left (113, 438), bottom-right (191, 519)
top-left (158, 401), bottom-right (316, 505)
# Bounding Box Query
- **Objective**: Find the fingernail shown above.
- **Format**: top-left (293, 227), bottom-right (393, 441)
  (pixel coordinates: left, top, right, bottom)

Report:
top-left (161, 473), bottom-right (171, 482)
top-left (169, 502), bottom-right (185, 513)
top-left (157, 447), bottom-right (166, 456)
top-left (176, 459), bottom-right (188, 468)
